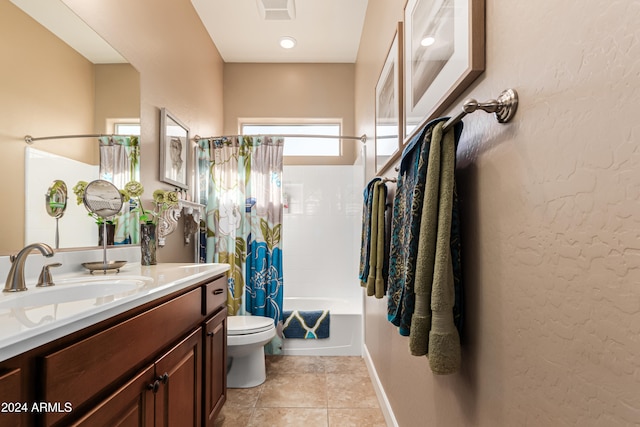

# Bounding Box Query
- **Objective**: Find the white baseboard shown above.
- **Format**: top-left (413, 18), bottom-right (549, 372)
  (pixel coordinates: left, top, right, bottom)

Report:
top-left (363, 344), bottom-right (398, 427)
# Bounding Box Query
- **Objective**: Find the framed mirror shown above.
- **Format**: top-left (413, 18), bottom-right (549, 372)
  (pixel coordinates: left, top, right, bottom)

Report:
top-left (160, 108), bottom-right (190, 190)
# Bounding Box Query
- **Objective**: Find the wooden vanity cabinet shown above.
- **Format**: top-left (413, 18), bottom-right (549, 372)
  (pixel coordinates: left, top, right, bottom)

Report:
top-left (202, 276), bottom-right (228, 427)
top-left (71, 365), bottom-right (155, 427)
top-left (0, 273), bottom-right (228, 427)
top-left (154, 328), bottom-right (202, 427)
top-left (0, 369), bottom-right (22, 427)
top-left (72, 327), bottom-right (202, 427)
top-left (203, 308), bottom-right (227, 427)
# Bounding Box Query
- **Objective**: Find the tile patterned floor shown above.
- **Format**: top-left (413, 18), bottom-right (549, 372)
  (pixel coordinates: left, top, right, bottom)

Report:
top-left (214, 356), bottom-right (387, 427)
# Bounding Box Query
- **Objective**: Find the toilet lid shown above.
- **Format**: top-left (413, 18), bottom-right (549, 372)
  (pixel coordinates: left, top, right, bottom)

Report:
top-left (227, 316), bottom-right (274, 335)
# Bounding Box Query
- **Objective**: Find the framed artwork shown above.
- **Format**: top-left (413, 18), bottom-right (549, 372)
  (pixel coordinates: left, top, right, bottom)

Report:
top-left (404, 0), bottom-right (485, 140)
top-left (160, 108), bottom-right (189, 189)
top-left (375, 22), bottom-right (404, 173)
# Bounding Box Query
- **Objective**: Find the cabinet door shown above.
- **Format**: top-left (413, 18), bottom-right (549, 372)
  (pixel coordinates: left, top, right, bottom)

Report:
top-left (71, 365), bottom-right (155, 427)
top-left (203, 308), bottom-right (227, 427)
top-left (0, 369), bottom-right (22, 427)
top-left (155, 328), bottom-right (202, 427)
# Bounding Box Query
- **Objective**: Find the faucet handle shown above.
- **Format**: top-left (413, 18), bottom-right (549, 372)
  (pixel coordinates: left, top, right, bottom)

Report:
top-left (36, 263), bottom-right (62, 288)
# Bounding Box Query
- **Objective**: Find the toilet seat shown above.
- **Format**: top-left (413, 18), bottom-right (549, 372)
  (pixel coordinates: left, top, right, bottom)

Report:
top-left (227, 315), bottom-right (274, 335)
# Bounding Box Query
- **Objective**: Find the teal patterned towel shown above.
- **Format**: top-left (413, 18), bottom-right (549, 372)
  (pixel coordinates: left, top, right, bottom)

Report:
top-left (282, 310), bottom-right (330, 339)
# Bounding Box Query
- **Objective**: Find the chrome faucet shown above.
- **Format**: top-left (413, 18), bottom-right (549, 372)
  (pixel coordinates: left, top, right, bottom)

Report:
top-left (4, 243), bottom-right (55, 292)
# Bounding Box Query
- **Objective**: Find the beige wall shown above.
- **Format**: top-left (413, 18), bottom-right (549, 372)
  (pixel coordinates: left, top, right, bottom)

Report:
top-left (94, 64), bottom-right (141, 133)
top-left (64, 0), bottom-right (224, 262)
top-left (0, 1), bottom-right (97, 254)
top-left (357, 1), bottom-right (640, 426)
top-left (223, 63), bottom-right (357, 164)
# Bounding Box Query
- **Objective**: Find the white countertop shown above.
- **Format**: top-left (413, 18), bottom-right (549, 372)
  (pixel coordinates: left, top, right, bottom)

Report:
top-left (0, 262), bottom-right (229, 362)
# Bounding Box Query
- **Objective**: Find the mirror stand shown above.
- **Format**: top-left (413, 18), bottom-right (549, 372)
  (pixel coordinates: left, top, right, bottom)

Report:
top-left (80, 180), bottom-right (127, 274)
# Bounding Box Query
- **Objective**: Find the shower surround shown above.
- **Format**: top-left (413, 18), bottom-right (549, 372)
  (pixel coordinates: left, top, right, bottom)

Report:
top-left (282, 165), bottom-right (364, 355)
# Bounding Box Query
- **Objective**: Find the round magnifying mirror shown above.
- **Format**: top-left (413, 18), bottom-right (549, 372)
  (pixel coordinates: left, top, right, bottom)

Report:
top-left (45, 180), bottom-right (68, 219)
top-left (83, 179), bottom-right (124, 220)
top-left (46, 180), bottom-right (68, 249)
top-left (82, 180), bottom-right (126, 274)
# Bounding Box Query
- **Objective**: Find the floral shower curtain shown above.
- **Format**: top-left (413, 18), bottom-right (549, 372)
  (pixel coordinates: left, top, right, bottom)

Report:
top-left (99, 136), bottom-right (140, 244)
top-left (201, 136), bottom-right (284, 353)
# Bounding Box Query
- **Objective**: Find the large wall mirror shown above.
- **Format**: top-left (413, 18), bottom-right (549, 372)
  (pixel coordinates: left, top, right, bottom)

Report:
top-left (0, 0), bottom-right (141, 255)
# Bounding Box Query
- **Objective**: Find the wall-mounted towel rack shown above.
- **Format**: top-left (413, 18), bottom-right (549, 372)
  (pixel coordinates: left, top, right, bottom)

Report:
top-left (442, 88), bottom-right (518, 134)
top-left (391, 88), bottom-right (519, 173)
top-left (382, 177), bottom-right (397, 183)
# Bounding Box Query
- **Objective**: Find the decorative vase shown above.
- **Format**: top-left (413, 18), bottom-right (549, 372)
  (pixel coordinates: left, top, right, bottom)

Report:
top-left (98, 223), bottom-right (116, 246)
top-left (140, 223), bottom-right (157, 266)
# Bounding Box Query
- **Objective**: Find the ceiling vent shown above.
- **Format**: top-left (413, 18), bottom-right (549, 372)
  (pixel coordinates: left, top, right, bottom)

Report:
top-left (256, 0), bottom-right (296, 20)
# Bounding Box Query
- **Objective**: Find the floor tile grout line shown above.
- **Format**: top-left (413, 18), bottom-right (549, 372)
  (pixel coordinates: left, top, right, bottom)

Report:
top-left (220, 356), bottom-right (385, 426)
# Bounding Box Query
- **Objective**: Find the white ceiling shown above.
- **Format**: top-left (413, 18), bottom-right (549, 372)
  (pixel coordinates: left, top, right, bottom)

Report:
top-left (191, 0), bottom-right (370, 63)
top-left (11, 0), bottom-right (369, 65)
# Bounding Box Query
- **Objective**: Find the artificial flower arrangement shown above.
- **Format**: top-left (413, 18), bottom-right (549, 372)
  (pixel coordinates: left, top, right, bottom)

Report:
top-left (72, 181), bottom-right (118, 225)
top-left (122, 180), bottom-right (180, 225)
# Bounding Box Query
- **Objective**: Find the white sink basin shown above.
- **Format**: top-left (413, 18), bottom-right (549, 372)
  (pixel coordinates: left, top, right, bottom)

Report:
top-left (0, 276), bottom-right (153, 309)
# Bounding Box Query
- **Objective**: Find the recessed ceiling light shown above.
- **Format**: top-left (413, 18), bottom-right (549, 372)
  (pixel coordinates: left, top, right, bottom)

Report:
top-left (421, 36), bottom-right (436, 47)
top-left (279, 36), bottom-right (296, 49)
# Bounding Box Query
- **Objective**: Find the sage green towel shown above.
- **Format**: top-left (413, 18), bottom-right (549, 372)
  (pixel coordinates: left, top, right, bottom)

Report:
top-left (366, 182), bottom-right (380, 295)
top-left (409, 123), bottom-right (441, 356)
top-left (366, 181), bottom-right (387, 298)
top-left (409, 121), bottom-right (461, 375)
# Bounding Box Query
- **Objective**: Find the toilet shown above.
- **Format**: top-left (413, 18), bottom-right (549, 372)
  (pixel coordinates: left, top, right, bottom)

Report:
top-left (226, 315), bottom-right (276, 388)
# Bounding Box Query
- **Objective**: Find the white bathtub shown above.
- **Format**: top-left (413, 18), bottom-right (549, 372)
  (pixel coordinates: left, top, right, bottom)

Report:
top-left (282, 297), bottom-right (362, 356)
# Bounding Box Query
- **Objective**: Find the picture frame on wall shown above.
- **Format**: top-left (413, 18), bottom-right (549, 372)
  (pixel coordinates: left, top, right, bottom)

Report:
top-left (160, 107), bottom-right (189, 190)
top-left (375, 22), bottom-right (404, 173)
top-left (404, 0), bottom-right (485, 139)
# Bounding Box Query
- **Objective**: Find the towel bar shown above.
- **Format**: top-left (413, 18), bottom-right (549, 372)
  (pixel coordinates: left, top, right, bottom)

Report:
top-left (442, 88), bottom-right (518, 133)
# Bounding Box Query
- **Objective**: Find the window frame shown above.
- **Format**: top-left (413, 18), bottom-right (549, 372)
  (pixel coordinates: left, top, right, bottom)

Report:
top-left (239, 118), bottom-right (344, 158)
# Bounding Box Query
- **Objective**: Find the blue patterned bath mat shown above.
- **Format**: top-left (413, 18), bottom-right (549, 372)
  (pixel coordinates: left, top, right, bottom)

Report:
top-left (282, 310), bottom-right (330, 339)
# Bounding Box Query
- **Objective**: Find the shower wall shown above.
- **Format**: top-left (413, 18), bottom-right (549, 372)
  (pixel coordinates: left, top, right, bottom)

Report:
top-left (282, 165), bottom-right (363, 304)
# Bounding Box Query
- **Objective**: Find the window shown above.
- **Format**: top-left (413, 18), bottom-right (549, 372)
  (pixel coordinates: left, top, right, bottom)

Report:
top-left (241, 123), bottom-right (341, 156)
top-left (114, 123), bottom-right (141, 136)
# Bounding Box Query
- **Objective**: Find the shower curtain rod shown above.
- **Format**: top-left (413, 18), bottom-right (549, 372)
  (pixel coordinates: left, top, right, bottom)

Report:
top-left (193, 133), bottom-right (368, 143)
top-left (25, 90), bottom-right (516, 146)
top-left (24, 134), bottom-right (136, 144)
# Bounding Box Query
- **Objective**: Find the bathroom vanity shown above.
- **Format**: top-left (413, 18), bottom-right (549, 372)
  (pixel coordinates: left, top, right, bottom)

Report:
top-left (0, 262), bottom-right (229, 427)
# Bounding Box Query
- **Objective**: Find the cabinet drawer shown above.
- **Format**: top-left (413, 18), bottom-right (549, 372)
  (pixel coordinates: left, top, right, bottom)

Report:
top-left (203, 275), bottom-right (227, 316)
top-left (42, 288), bottom-right (202, 426)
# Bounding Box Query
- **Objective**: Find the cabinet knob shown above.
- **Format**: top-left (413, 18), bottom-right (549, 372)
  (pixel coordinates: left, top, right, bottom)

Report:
top-left (147, 380), bottom-right (160, 393)
top-left (158, 373), bottom-right (169, 384)
top-left (207, 331), bottom-right (215, 337)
